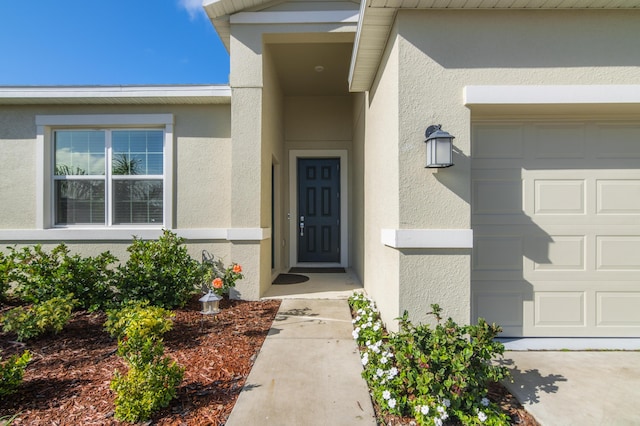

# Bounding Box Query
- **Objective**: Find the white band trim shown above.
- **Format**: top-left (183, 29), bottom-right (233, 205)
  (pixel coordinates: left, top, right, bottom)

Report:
top-left (382, 229), bottom-right (473, 249)
top-left (0, 228), bottom-right (270, 242)
top-left (464, 85), bottom-right (640, 105)
top-left (231, 11), bottom-right (359, 25)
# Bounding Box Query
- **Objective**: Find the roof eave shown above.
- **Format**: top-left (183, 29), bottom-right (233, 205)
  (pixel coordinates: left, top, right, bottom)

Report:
top-left (0, 85), bottom-right (232, 105)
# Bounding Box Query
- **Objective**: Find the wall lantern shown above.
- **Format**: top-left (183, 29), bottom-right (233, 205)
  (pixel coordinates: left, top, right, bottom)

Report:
top-left (199, 290), bottom-right (222, 315)
top-left (425, 124), bottom-right (454, 168)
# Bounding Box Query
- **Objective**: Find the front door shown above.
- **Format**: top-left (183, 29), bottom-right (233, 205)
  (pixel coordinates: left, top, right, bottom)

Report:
top-left (297, 158), bottom-right (340, 263)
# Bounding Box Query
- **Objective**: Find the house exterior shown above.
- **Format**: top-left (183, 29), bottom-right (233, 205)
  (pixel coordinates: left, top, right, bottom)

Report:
top-left (1, 0), bottom-right (640, 340)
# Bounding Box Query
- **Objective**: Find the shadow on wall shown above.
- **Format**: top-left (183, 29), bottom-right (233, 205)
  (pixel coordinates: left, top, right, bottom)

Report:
top-left (402, 9), bottom-right (640, 69)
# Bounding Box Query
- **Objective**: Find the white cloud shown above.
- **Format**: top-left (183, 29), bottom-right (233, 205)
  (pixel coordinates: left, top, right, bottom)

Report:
top-left (178, 0), bottom-right (205, 19)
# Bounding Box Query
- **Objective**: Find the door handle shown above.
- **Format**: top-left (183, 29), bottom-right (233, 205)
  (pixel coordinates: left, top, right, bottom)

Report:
top-left (299, 216), bottom-right (305, 237)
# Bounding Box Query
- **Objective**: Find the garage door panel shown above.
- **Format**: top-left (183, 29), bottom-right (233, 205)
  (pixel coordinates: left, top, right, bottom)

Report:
top-left (597, 292), bottom-right (640, 326)
top-left (534, 291), bottom-right (586, 327)
top-left (597, 179), bottom-right (640, 214)
top-left (473, 125), bottom-right (524, 159)
top-left (532, 124), bottom-right (587, 159)
top-left (534, 179), bottom-right (585, 215)
top-left (472, 120), bottom-right (640, 337)
top-left (594, 124), bottom-right (640, 159)
top-left (596, 236), bottom-right (640, 271)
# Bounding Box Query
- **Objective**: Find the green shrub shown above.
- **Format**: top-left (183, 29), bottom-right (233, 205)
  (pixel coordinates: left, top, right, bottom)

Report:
top-left (1, 294), bottom-right (76, 341)
top-left (107, 301), bottom-right (184, 422)
top-left (6, 244), bottom-right (118, 311)
top-left (0, 350), bottom-right (31, 397)
top-left (115, 229), bottom-right (201, 309)
top-left (0, 251), bottom-right (13, 303)
top-left (110, 357), bottom-right (184, 423)
top-left (105, 301), bottom-right (174, 368)
top-left (349, 293), bottom-right (510, 426)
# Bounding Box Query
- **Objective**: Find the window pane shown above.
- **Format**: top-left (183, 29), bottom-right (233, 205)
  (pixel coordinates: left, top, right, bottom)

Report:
top-left (113, 180), bottom-right (163, 224)
top-left (55, 131), bottom-right (104, 176)
top-left (112, 130), bottom-right (164, 176)
top-left (55, 180), bottom-right (105, 225)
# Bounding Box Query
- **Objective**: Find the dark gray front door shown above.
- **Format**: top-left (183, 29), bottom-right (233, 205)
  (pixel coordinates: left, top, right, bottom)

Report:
top-left (297, 158), bottom-right (340, 263)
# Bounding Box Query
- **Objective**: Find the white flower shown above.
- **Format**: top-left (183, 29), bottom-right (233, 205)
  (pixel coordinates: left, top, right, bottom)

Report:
top-left (420, 405), bottom-right (430, 415)
top-left (382, 390), bottom-right (391, 400)
top-left (361, 353), bottom-right (369, 366)
top-left (478, 411), bottom-right (487, 422)
top-left (371, 345), bottom-right (381, 354)
top-left (373, 324), bottom-right (380, 331)
top-left (443, 398), bottom-right (450, 408)
top-left (437, 405), bottom-right (446, 414)
top-left (380, 356), bottom-right (388, 364)
top-left (434, 418), bottom-right (443, 426)
top-left (376, 368), bottom-right (384, 377)
top-left (352, 330), bottom-right (359, 339)
top-left (388, 398), bottom-right (397, 409)
top-left (387, 367), bottom-right (398, 379)
top-left (481, 397), bottom-right (490, 407)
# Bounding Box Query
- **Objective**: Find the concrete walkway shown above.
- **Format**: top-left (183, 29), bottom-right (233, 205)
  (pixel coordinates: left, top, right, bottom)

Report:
top-left (225, 299), bottom-right (376, 426)
top-left (502, 351), bottom-right (640, 426)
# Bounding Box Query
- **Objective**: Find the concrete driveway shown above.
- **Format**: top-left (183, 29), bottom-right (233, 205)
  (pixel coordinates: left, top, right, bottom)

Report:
top-left (501, 351), bottom-right (640, 426)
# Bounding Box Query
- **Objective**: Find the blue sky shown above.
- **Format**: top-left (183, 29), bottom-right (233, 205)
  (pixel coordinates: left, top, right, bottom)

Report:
top-left (0, 0), bottom-right (230, 86)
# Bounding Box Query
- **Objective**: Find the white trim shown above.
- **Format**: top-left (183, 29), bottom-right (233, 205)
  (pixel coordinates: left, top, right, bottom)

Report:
top-left (227, 228), bottom-right (270, 241)
top-left (0, 228), bottom-right (269, 242)
top-left (464, 85), bottom-right (640, 105)
top-left (231, 10), bottom-right (359, 25)
top-left (381, 229), bottom-right (473, 249)
top-left (36, 114), bottom-right (173, 127)
top-left (3, 85), bottom-right (231, 101)
top-left (289, 150), bottom-right (348, 268)
top-left (501, 338), bottom-right (640, 351)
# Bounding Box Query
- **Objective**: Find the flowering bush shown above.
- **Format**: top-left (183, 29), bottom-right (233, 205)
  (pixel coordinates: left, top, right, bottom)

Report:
top-left (348, 293), bottom-right (510, 426)
top-left (200, 251), bottom-right (243, 296)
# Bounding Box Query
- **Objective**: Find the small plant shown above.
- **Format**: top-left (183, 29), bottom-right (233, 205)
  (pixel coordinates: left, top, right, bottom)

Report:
top-left (200, 251), bottom-right (243, 296)
top-left (0, 350), bottom-right (31, 397)
top-left (115, 230), bottom-right (201, 308)
top-left (107, 301), bottom-right (184, 422)
top-left (348, 293), bottom-right (510, 426)
top-left (1, 294), bottom-right (76, 341)
top-left (5, 244), bottom-right (117, 311)
top-left (0, 251), bottom-right (14, 303)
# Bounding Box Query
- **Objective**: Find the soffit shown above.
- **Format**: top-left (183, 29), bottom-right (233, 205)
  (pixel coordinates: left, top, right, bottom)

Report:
top-left (349, 0), bottom-right (640, 93)
top-left (268, 41), bottom-right (354, 95)
top-left (0, 85), bottom-right (231, 105)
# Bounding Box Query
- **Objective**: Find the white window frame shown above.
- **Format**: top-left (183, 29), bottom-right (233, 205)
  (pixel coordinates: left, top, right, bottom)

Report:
top-left (36, 114), bottom-right (174, 233)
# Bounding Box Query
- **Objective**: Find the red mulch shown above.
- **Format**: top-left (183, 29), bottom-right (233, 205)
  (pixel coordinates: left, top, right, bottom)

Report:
top-left (0, 296), bottom-right (281, 425)
top-left (1, 296), bottom-right (538, 425)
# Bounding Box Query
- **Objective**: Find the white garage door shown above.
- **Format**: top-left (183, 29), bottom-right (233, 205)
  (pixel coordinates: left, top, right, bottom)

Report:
top-left (471, 121), bottom-right (640, 337)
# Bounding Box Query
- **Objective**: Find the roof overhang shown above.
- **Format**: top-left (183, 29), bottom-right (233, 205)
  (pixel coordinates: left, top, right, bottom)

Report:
top-left (203, 0), bottom-right (274, 51)
top-left (0, 85), bottom-right (231, 105)
top-left (348, 0), bottom-right (640, 93)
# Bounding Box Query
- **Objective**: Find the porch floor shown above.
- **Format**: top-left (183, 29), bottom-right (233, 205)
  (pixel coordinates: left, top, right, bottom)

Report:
top-left (262, 268), bottom-right (364, 300)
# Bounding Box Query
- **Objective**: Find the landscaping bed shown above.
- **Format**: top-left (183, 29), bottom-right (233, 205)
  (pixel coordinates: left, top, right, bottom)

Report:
top-left (0, 296), bottom-right (281, 425)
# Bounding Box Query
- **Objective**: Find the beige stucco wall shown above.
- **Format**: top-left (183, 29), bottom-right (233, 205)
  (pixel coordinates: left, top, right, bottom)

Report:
top-left (350, 92), bottom-right (365, 282)
top-left (0, 104), bottom-right (232, 262)
top-left (369, 8), bottom-right (640, 328)
top-left (364, 27), bottom-right (401, 330)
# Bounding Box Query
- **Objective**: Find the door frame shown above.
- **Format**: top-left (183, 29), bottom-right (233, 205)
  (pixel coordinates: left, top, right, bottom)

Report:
top-left (289, 149), bottom-right (348, 268)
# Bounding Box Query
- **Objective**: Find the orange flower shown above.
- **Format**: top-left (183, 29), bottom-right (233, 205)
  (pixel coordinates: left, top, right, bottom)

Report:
top-left (212, 278), bottom-right (224, 289)
top-left (232, 264), bottom-right (242, 273)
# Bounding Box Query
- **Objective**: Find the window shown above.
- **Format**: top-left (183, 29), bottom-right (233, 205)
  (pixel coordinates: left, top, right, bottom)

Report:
top-left (53, 129), bottom-right (165, 226)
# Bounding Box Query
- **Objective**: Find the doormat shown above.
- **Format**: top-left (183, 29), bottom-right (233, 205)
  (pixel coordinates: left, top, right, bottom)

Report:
top-left (289, 267), bottom-right (346, 274)
top-left (272, 273), bottom-right (310, 285)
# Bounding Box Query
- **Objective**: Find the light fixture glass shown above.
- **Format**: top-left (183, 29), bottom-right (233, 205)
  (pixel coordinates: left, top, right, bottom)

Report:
top-left (199, 290), bottom-right (222, 315)
top-left (425, 124), bottom-right (454, 168)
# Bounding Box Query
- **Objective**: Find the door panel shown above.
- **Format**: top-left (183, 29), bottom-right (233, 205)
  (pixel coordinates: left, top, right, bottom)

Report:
top-left (297, 158), bottom-right (340, 262)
